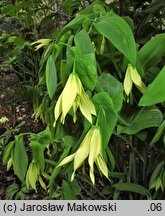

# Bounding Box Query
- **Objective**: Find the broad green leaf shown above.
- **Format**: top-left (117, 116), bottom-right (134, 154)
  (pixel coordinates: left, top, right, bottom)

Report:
top-left (72, 47), bottom-right (97, 90)
top-left (29, 141), bottom-right (45, 171)
top-left (139, 66), bottom-right (165, 106)
top-left (139, 33), bottom-right (165, 71)
top-left (62, 180), bottom-right (77, 200)
top-left (93, 92), bottom-right (118, 149)
top-left (94, 12), bottom-right (137, 66)
top-left (46, 55), bottom-right (57, 99)
top-left (3, 141), bottom-right (15, 165)
top-left (117, 107), bottom-right (163, 135)
top-left (13, 135), bottom-right (28, 182)
top-left (30, 127), bottom-right (52, 146)
top-left (98, 74), bottom-right (123, 111)
top-left (74, 29), bottom-right (94, 55)
top-left (71, 30), bottom-right (97, 90)
top-left (113, 183), bottom-right (150, 196)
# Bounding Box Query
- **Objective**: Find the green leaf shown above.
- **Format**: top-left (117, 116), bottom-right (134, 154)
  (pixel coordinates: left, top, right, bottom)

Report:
top-left (139, 66), bottom-right (165, 106)
top-left (49, 147), bottom-right (71, 196)
top-left (3, 141), bottom-right (15, 165)
top-left (5, 184), bottom-right (19, 200)
top-left (78, 0), bottom-right (104, 15)
top-left (109, 172), bottom-right (126, 178)
top-left (117, 107), bottom-right (163, 135)
top-left (150, 120), bottom-right (165, 147)
top-left (113, 183), bottom-right (150, 196)
top-left (62, 180), bottom-right (77, 200)
top-left (94, 12), bottom-right (137, 66)
top-left (70, 30), bottom-right (97, 90)
top-left (139, 33), bottom-right (165, 71)
top-left (60, 60), bottom-right (70, 86)
top-left (2, 5), bottom-right (17, 16)
top-left (29, 141), bottom-right (45, 171)
top-left (30, 127), bottom-right (52, 146)
top-left (57, 15), bottom-right (89, 41)
top-left (72, 47), bottom-right (97, 90)
top-left (74, 29), bottom-right (94, 55)
top-left (98, 74), bottom-right (123, 111)
top-left (149, 161), bottom-right (164, 189)
top-left (106, 147), bottom-right (115, 170)
top-left (13, 135), bottom-right (28, 182)
top-left (102, 186), bottom-right (114, 195)
top-left (46, 55), bottom-right (57, 99)
top-left (93, 92), bottom-right (118, 149)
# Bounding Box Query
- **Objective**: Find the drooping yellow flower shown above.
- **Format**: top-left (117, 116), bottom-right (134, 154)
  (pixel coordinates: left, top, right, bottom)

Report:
top-left (54, 73), bottom-right (96, 125)
top-left (26, 162), bottom-right (47, 191)
top-left (124, 64), bottom-right (146, 101)
top-left (31, 39), bottom-right (51, 50)
top-left (57, 126), bottom-right (109, 184)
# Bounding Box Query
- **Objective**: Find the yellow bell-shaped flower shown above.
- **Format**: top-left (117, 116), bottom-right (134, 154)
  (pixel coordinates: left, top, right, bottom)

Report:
top-left (57, 126), bottom-right (109, 184)
top-left (54, 73), bottom-right (96, 125)
top-left (124, 64), bottom-right (146, 101)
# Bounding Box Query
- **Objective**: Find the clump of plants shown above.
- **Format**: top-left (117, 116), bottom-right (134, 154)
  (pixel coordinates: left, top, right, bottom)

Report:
top-left (2, 1), bottom-right (165, 199)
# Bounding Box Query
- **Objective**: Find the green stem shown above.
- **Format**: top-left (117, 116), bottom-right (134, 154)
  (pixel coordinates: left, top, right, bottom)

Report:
top-left (45, 159), bottom-right (56, 167)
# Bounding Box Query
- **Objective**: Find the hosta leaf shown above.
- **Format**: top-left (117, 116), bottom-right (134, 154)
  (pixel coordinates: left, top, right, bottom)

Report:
top-left (94, 12), bottom-right (137, 66)
top-left (139, 33), bottom-right (165, 71)
top-left (98, 74), bottom-right (123, 111)
top-left (139, 66), bottom-right (165, 106)
top-left (117, 107), bottom-right (163, 135)
top-left (13, 135), bottom-right (28, 182)
top-left (113, 183), bottom-right (150, 196)
top-left (46, 55), bottom-right (57, 99)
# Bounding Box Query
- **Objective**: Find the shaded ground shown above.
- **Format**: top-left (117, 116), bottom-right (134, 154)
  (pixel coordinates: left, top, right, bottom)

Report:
top-left (0, 68), bottom-right (46, 199)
